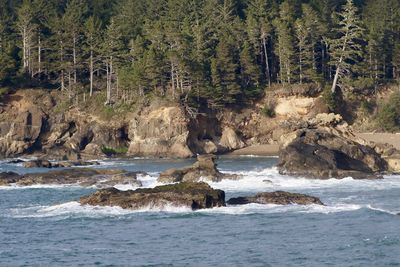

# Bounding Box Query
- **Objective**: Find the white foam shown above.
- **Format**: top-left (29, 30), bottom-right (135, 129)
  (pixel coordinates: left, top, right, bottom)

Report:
top-left (197, 203), bottom-right (363, 215)
top-left (366, 205), bottom-right (399, 216)
top-left (205, 167), bottom-right (400, 193)
top-left (8, 201), bottom-right (192, 218)
top-left (0, 184), bottom-right (86, 190)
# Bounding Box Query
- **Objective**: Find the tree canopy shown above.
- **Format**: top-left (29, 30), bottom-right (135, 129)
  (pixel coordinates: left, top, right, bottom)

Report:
top-left (0, 0), bottom-right (399, 108)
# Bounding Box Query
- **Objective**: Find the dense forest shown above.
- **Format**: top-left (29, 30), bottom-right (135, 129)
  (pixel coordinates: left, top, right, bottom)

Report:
top-left (0, 0), bottom-right (399, 109)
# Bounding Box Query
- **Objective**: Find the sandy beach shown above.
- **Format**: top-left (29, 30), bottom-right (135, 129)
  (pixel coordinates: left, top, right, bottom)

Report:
top-left (356, 133), bottom-right (400, 149)
top-left (229, 144), bottom-right (280, 156)
top-left (229, 132), bottom-right (400, 157)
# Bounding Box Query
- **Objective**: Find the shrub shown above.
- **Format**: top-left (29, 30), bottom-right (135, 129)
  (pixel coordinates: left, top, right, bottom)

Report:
top-left (261, 103), bottom-right (276, 118)
top-left (322, 86), bottom-right (336, 111)
top-left (376, 93), bottom-right (400, 131)
top-left (101, 146), bottom-right (128, 156)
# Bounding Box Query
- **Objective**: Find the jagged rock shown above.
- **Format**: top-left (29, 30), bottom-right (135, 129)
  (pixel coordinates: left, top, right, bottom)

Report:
top-left (227, 191), bottom-right (324, 205)
top-left (0, 168), bottom-right (143, 188)
top-left (0, 172), bottom-right (20, 186)
top-left (219, 127), bottom-right (245, 151)
top-left (7, 159), bottom-right (25, 164)
top-left (278, 127), bottom-right (388, 179)
top-left (23, 159), bottom-right (52, 168)
top-left (22, 159), bottom-right (100, 168)
top-left (128, 106), bottom-right (193, 158)
top-left (79, 182), bottom-right (225, 210)
top-left (158, 154), bottom-right (241, 183)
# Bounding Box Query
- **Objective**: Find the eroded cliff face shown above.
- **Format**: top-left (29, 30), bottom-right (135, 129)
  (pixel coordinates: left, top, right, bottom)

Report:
top-left (0, 88), bottom-right (330, 159)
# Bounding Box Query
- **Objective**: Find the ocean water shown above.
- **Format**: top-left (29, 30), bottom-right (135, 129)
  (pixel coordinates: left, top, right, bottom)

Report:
top-left (1, 156), bottom-right (400, 267)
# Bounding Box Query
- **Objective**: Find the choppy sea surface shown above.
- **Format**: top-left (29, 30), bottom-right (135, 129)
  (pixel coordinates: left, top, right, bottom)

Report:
top-left (1, 156), bottom-right (400, 267)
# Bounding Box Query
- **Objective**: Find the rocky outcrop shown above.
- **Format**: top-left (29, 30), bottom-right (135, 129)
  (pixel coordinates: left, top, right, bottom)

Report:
top-left (22, 159), bottom-right (99, 168)
top-left (127, 106), bottom-right (193, 158)
top-left (0, 168), bottom-right (144, 188)
top-left (0, 172), bottom-right (20, 186)
top-left (227, 191), bottom-right (324, 205)
top-left (79, 182), bottom-right (225, 210)
top-left (278, 114), bottom-right (388, 179)
top-left (158, 154), bottom-right (240, 183)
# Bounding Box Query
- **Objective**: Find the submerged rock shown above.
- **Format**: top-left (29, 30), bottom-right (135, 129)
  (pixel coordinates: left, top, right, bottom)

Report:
top-left (158, 154), bottom-right (240, 183)
top-left (0, 168), bottom-right (143, 188)
top-left (278, 125), bottom-right (387, 179)
top-left (23, 159), bottom-right (52, 168)
top-left (79, 182), bottom-right (225, 210)
top-left (227, 191), bottom-right (323, 206)
top-left (22, 159), bottom-right (100, 168)
top-left (0, 172), bottom-right (21, 186)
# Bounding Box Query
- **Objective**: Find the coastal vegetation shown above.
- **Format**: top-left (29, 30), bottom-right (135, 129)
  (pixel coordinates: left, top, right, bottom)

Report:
top-left (0, 0), bottom-right (399, 111)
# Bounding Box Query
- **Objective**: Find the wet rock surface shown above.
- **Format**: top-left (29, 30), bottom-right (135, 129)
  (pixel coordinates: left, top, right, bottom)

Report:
top-left (79, 182), bottom-right (225, 210)
top-left (227, 191), bottom-right (324, 206)
top-left (22, 159), bottom-right (100, 168)
top-left (158, 154), bottom-right (241, 183)
top-left (278, 118), bottom-right (388, 179)
top-left (0, 168), bottom-right (144, 188)
top-left (0, 172), bottom-right (21, 185)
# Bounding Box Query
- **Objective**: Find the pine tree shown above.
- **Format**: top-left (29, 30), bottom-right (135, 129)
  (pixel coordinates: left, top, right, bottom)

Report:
top-left (63, 0), bottom-right (88, 85)
top-left (329, 0), bottom-right (364, 93)
top-left (84, 16), bottom-right (102, 97)
top-left (274, 1), bottom-right (298, 84)
top-left (240, 41), bottom-right (260, 90)
top-left (102, 18), bottom-right (125, 105)
top-left (211, 34), bottom-right (240, 105)
top-left (15, 0), bottom-right (36, 75)
top-left (246, 0), bottom-right (274, 86)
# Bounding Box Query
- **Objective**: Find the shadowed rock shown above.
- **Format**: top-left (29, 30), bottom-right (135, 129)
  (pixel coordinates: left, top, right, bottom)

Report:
top-left (0, 172), bottom-right (21, 186)
top-left (0, 168), bottom-right (144, 188)
top-left (158, 154), bottom-right (241, 183)
top-left (80, 182), bottom-right (225, 210)
top-left (227, 191), bottom-right (323, 205)
top-left (278, 128), bottom-right (387, 179)
top-left (22, 159), bottom-right (100, 168)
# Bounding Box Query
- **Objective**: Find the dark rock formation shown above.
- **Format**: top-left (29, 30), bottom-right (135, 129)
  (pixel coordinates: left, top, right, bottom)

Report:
top-left (22, 159), bottom-right (100, 168)
top-left (23, 159), bottom-right (52, 168)
top-left (79, 182), bottom-right (225, 210)
top-left (0, 172), bottom-right (20, 186)
top-left (227, 191), bottom-right (323, 205)
top-left (278, 126), bottom-right (388, 179)
top-left (158, 154), bottom-right (240, 183)
top-left (0, 168), bottom-right (143, 188)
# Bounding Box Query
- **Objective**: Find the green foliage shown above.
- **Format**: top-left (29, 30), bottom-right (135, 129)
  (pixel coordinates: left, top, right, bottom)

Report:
top-left (101, 146), bottom-right (128, 156)
top-left (0, 87), bottom-right (10, 97)
top-left (376, 93), bottom-right (400, 131)
top-left (322, 86), bottom-right (336, 111)
top-left (0, 0), bottom-right (399, 110)
top-left (261, 102), bottom-right (276, 118)
top-left (359, 99), bottom-right (373, 116)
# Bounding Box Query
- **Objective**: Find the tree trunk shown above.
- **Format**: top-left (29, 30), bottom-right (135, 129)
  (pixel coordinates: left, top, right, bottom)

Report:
top-left (171, 63), bottom-right (176, 99)
top-left (331, 56), bottom-right (343, 93)
top-left (73, 36), bottom-right (77, 84)
top-left (38, 33), bottom-right (41, 78)
top-left (262, 36), bottom-right (271, 87)
top-left (89, 49), bottom-right (94, 97)
top-left (299, 43), bottom-right (303, 84)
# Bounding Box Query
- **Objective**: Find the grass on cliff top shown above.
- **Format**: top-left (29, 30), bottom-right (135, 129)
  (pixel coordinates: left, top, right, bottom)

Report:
top-left (0, 87), bottom-right (10, 96)
top-left (101, 146), bottom-right (129, 156)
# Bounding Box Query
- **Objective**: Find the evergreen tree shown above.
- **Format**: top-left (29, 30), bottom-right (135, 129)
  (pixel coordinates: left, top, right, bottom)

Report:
top-left (329, 0), bottom-right (364, 93)
top-left (63, 0), bottom-right (88, 85)
top-left (102, 18), bottom-right (124, 105)
top-left (211, 34), bottom-right (240, 105)
top-left (240, 41), bottom-right (260, 90)
top-left (15, 0), bottom-right (36, 75)
top-left (84, 16), bottom-right (102, 96)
